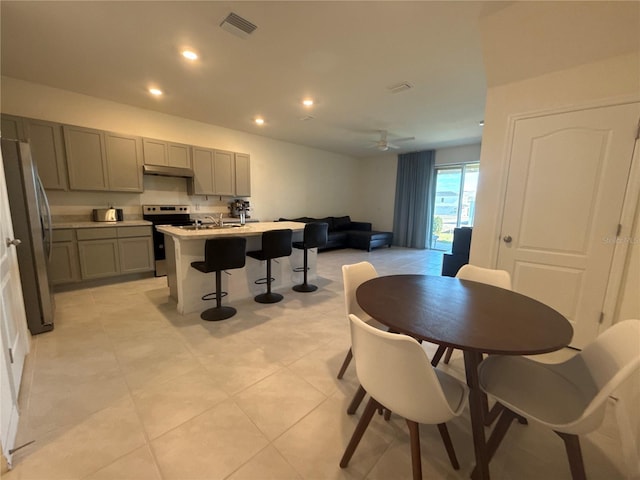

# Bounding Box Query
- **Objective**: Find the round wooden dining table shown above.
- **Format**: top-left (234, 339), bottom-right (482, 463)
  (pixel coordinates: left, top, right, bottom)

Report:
top-left (356, 274), bottom-right (573, 480)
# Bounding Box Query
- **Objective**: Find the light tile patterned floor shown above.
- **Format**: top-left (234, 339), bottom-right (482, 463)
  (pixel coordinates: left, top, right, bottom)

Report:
top-left (6, 247), bottom-right (629, 479)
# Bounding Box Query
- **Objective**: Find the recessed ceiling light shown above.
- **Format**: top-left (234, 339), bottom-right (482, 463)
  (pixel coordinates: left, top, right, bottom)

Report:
top-left (302, 99), bottom-right (314, 107)
top-left (254, 118), bottom-right (265, 125)
top-left (149, 88), bottom-right (163, 96)
top-left (181, 50), bottom-right (198, 61)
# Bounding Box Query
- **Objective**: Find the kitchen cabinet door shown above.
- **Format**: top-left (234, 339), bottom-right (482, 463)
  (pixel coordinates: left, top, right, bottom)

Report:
top-left (24, 119), bottom-right (68, 191)
top-left (105, 132), bottom-right (143, 192)
top-left (78, 239), bottom-right (120, 279)
top-left (191, 147), bottom-right (215, 195)
top-left (49, 242), bottom-right (80, 284)
top-left (63, 125), bottom-right (109, 191)
top-left (214, 150), bottom-right (235, 196)
top-left (0, 114), bottom-right (26, 141)
top-left (142, 138), bottom-right (168, 165)
top-left (168, 143), bottom-right (191, 168)
top-left (119, 236), bottom-right (154, 273)
top-left (234, 153), bottom-right (251, 197)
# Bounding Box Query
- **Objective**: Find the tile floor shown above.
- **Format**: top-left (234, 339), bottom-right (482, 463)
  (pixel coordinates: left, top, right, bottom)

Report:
top-left (6, 247), bottom-right (629, 479)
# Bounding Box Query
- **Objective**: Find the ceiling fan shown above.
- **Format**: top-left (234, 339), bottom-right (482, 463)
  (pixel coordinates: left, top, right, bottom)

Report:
top-left (370, 130), bottom-right (415, 151)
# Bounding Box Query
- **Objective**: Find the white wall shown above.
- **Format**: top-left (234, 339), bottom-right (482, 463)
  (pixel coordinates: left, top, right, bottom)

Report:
top-left (471, 53), bottom-right (640, 324)
top-left (1, 77), bottom-right (361, 223)
top-left (355, 143), bottom-right (482, 232)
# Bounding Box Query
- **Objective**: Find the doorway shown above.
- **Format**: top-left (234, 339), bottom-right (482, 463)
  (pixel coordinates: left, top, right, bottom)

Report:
top-left (430, 162), bottom-right (479, 250)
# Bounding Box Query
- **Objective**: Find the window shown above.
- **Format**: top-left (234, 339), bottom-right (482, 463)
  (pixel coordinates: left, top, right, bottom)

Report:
top-left (430, 162), bottom-right (479, 250)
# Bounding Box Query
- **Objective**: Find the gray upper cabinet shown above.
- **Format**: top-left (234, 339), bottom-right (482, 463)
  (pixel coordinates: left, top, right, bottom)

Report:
top-left (190, 146), bottom-right (215, 195)
top-left (214, 150), bottom-right (235, 196)
top-left (24, 118), bottom-right (68, 190)
top-left (234, 153), bottom-right (251, 197)
top-left (105, 132), bottom-right (143, 192)
top-left (63, 125), bottom-right (109, 191)
top-left (1, 114), bottom-right (26, 141)
top-left (143, 138), bottom-right (191, 168)
top-left (64, 126), bottom-right (143, 192)
top-left (190, 148), bottom-right (250, 197)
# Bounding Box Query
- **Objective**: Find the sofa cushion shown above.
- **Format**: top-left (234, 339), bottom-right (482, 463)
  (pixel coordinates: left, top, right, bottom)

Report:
top-left (315, 217), bottom-right (335, 231)
top-left (332, 215), bottom-right (352, 231)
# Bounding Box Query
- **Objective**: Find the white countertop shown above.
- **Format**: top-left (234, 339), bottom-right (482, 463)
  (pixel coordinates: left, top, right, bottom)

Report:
top-left (156, 221), bottom-right (305, 239)
top-left (53, 220), bottom-right (152, 229)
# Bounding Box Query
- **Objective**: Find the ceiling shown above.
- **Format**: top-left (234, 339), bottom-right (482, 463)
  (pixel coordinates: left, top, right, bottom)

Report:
top-left (0, 1), bottom-right (504, 157)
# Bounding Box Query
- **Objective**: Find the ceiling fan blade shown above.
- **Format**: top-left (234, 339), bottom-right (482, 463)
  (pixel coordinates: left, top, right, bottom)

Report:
top-left (387, 143), bottom-right (401, 149)
top-left (392, 136), bottom-right (415, 143)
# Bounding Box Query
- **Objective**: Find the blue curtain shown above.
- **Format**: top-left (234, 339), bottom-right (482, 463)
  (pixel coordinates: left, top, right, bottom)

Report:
top-left (392, 150), bottom-right (435, 248)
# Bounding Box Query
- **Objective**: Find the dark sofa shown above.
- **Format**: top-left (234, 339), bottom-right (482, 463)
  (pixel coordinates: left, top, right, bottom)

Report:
top-left (279, 216), bottom-right (393, 252)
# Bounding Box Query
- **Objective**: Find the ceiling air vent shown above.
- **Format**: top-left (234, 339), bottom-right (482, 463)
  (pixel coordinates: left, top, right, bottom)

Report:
top-left (220, 12), bottom-right (257, 39)
top-left (387, 82), bottom-right (413, 94)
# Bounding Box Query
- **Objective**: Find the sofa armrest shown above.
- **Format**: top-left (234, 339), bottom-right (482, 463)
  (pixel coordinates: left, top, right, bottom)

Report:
top-left (349, 221), bottom-right (372, 231)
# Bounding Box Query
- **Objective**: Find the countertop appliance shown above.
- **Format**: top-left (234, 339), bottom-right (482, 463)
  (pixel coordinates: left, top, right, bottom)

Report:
top-left (142, 205), bottom-right (192, 277)
top-left (93, 207), bottom-right (124, 222)
top-left (1, 139), bottom-right (54, 334)
top-left (229, 199), bottom-right (250, 219)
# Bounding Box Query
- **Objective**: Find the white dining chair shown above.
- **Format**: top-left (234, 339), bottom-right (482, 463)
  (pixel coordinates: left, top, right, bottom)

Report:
top-left (337, 261), bottom-right (379, 380)
top-left (478, 319), bottom-right (640, 480)
top-left (340, 313), bottom-right (468, 480)
top-left (439, 264), bottom-right (512, 365)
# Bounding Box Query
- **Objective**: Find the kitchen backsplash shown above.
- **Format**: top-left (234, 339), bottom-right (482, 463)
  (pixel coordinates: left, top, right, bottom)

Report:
top-left (48, 174), bottom-right (235, 223)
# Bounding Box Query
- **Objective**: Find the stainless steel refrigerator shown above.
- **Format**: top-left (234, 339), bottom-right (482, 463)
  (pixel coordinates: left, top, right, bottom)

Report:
top-left (1, 138), bottom-right (54, 334)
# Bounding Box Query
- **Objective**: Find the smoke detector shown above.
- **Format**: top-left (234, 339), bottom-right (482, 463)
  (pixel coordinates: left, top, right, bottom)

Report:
top-left (220, 12), bottom-right (257, 39)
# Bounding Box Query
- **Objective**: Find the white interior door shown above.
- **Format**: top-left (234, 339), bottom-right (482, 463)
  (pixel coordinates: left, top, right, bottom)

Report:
top-left (0, 148), bottom-right (30, 467)
top-left (497, 102), bottom-right (639, 348)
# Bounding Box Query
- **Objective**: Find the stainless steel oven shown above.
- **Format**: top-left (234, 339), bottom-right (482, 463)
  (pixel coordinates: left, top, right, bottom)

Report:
top-left (142, 205), bottom-right (192, 277)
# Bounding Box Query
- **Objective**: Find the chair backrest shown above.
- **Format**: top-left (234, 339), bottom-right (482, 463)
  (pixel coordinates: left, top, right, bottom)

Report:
top-left (349, 313), bottom-right (461, 424)
top-left (342, 261), bottom-right (378, 319)
top-left (261, 229), bottom-right (292, 259)
top-left (576, 319), bottom-right (640, 424)
top-left (304, 222), bottom-right (329, 248)
top-left (456, 264), bottom-right (512, 290)
top-left (204, 236), bottom-right (246, 271)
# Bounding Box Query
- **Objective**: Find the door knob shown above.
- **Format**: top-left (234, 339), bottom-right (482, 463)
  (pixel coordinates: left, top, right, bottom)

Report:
top-left (503, 235), bottom-right (512, 244)
top-left (6, 238), bottom-right (22, 247)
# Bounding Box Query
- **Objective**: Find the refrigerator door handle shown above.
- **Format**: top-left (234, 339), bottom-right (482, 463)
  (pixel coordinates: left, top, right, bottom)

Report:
top-left (36, 173), bottom-right (53, 261)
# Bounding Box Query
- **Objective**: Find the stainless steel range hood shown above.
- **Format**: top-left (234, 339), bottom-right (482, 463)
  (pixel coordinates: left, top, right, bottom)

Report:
top-left (143, 164), bottom-right (194, 178)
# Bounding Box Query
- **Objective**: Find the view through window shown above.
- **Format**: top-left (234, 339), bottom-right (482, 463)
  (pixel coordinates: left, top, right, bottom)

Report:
top-left (431, 163), bottom-right (479, 251)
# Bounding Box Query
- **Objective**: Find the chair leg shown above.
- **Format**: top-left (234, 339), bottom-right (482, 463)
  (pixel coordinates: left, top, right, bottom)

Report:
top-left (406, 420), bottom-right (423, 480)
top-left (431, 344), bottom-right (447, 367)
top-left (555, 432), bottom-right (587, 480)
top-left (471, 407), bottom-right (517, 479)
top-left (293, 248), bottom-right (318, 292)
top-left (340, 397), bottom-right (379, 468)
top-left (347, 384), bottom-right (366, 415)
top-left (437, 423), bottom-right (460, 470)
top-left (443, 346), bottom-right (454, 364)
top-left (337, 348), bottom-right (352, 379)
top-left (254, 259), bottom-right (283, 303)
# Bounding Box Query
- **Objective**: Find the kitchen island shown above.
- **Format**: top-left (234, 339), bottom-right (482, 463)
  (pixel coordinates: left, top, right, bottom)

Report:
top-left (157, 221), bottom-right (309, 315)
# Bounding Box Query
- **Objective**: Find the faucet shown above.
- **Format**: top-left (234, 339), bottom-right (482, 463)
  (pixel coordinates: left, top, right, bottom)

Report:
top-left (204, 213), bottom-right (224, 227)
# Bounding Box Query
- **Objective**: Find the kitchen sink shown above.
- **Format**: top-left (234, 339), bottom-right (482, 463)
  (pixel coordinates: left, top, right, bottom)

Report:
top-left (178, 224), bottom-right (242, 231)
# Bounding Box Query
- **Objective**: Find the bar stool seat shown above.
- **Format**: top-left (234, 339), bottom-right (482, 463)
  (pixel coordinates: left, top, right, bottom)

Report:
top-left (190, 236), bottom-right (246, 321)
top-left (292, 222), bottom-right (328, 292)
top-left (247, 229), bottom-right (292, 304)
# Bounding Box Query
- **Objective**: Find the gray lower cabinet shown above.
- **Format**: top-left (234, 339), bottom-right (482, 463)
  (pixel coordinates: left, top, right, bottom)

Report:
top-left (117, 227), bottom-right (154, 273)
top-left (49, 229), bottom-right (80, 285)
top-left (70, 226), bottom-right (153, 282)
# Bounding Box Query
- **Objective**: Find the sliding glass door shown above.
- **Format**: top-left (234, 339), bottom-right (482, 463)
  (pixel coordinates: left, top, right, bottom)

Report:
top-left (430, 163), bottom-right (479, 250)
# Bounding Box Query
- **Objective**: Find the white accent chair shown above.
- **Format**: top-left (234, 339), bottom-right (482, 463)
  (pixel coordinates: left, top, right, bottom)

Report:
top-left (439, 264), bottom-right (512, 365)
top-left (478, 319), bottom-right (640, 480)
top-left (337, 261), bottom-right (380, 414)
top-left (340, 314), bottom-right (468, 480)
